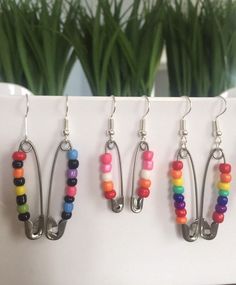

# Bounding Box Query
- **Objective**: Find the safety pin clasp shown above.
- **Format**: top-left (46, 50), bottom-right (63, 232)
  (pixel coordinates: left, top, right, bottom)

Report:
top-left (131, 197), bottom-right (144, 213)
top-left (199, 218), bottom-right (219, 240)
top-left (46, 217), bottom-right (67, 240)
top-left (111, 197), bottom-right (124, 213)
top-left (24, 214), bottom-right (44, 240)
top-left (181, 219), bottom-right (199, 242)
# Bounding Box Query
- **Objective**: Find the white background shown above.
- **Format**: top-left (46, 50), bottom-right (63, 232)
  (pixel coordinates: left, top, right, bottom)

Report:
top-left (0, 95), bottom-right (236, 285)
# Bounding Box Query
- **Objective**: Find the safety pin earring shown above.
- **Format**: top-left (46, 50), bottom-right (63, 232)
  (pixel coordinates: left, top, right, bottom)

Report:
top-left (200, 96), bottom-right (231, 240)
top-left (130, 96), bottom-right (154, 213)
top-left (99, 96), bottom-right (124, 213)
top-left (46, 96), bottom-right (79, 240)
top-left (170, 96), bottom-right (199, 242)
top-left (12, 94), bottom-right (44, 240)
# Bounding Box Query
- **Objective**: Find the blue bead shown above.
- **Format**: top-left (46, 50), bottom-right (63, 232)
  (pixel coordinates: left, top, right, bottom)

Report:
top-left (63, 202), bottom-right (74, 213)
top-left (68, 149), bottom-right (78, 160)
top-left (173, 193), bottom-right (184, 203)
top-left (217, 196), bottom-right (228, 206)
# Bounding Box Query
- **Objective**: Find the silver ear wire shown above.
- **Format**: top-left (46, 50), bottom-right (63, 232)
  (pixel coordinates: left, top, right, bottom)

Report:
top-left (213, 95), bottom-right (227, 140)
top-left (107, 95), bottom-right (116, 141)
top-left (139, 95), bottom-right (150, 140)
top-left (24, 94), bottom-right (29, 141)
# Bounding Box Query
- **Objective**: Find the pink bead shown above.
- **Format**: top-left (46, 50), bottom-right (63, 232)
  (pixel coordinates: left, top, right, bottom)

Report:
top-left (66, 186), bottom-right (77, 197)
top-left (100, 153), bottom-right (112, 164)
top-left (100, 164), bottom-right (112, 173)
top-left (142, 160), bottom-right (153, 170)
top-left (142, 151), bottom-right (154, 161)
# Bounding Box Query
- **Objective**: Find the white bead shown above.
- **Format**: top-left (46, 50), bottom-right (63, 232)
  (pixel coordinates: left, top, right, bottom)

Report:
top-left (101, 172), bottom-right (112, 181)
top-left (140, 169), bottom-right (151, 180)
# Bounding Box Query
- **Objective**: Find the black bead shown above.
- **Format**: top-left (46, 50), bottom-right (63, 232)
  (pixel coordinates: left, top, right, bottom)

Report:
top-left (68, 159), bottom-right (79, 169)
top-left (18, 212), bottom-right (30, 221)
top-left (67, 178), bottom-right (77, 186)
top-left (12, 160), bottom-right (23, 169)
top-left (14, 177), bottom-right (25, 186)
top-left (64, 195), bottom-right (75, 203)
top-left (16, 194), bottom-right (27, 205)
top-left (61, 211), bottom-right (72, 220)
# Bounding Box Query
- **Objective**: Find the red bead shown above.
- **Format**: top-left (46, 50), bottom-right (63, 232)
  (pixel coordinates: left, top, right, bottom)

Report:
top-left (212, 211), bottom-right (224, 223)
top-left (137, 188), bottom-right (150, 198)
top-left (104, 190), bottom-right (116, 199)
top-left (142, 151), bottom-right (154, 161)
top-left (175, 208), bottom-right (187, 217)
top-left (219, 163), bottom-right (231, 174)
top-left (12, 151), bottom-right (26, 161)
top-left (100, 153), bottom-right (112, 164)
top-left (172, 160), bottom-right (183, 170)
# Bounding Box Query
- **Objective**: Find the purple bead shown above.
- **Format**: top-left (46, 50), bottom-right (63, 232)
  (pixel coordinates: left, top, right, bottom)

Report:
top-left (174, 201), bottom-right (186, 209)
top-left (217, 196), bottom-right (228, 206)
top-left (67, 169), bottom-right (77, 179)
top-left (173, 194), bottom-right (184, 203)
top-left (215, 204), bottom-right (227, 213)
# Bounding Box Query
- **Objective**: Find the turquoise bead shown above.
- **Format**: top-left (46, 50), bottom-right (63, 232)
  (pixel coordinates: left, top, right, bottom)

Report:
top-left (172, 186), bottom-right (184, 194)
top-left (68, 149), bottom-right (78, 160)
top-left (219, 190), bottom-right (229, 197)
top-left (64, 202), bottom-right (74, 213)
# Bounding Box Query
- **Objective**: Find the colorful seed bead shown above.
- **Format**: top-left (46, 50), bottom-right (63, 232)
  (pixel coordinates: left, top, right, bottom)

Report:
top-left (104, 190), bottom-right (116, 199)
top-left (18, 212), bottom-right (30, 221)
top-left (137, 188), bottom-right (150, 198)
top-left (139, 179), bottom-right (151, 188)
top-left (61, 148), bottom-right (79, 221)
top-left (66, 186), bottom-right (77, 197)
top-left (67, 169), bottom-right (78, 179)
top-left (100, 153), bottom-right (112, 164)
top-left (16, 194), bottom-right (27, 205)
top-left (68, 149), bottom-right (78, 160)
top-left (172, 186), bottom-right (184, 194)
top-left (14, 177), bottom-right (25, 186)
top-left (15, 186), bottom-right (26, 196)
top-left (13, 168), bottom-right (24, 178)
top-left (220, 173), bottom-right (231, 183)
top-left (142, 151), bottom-right (153, 161)
top-left (12, 151), bottom-right (26, 161)
top-left (174, 201), bottom-right (186, 210)
top-left (17, 204), bottom-right (29, 214)
top-left (172, 178), bottom-right (183, 187)
top-left (212, 211), bottom-right (224, 223)
top-left (171, 170), bottom-right (182, 179)
top-left (219, 163), bottom-right (231, 174)
top-left (12, 161), bottom-right (23, 169)
top-left (176, 216), bottom-right (187, 224)
top-left (102, 181), bottom-right (114, 192)
top-left (219, 190), bottom-right (229, 197)
top-left (100, 164), bottom-right (112, 173)
top-left (172, 160), bottom-right (183, 170)
top-left (173, 193), bottom-right (184, 203)
top-left (140, 169), bottom-right (151, 180)
top-left (215, 204), bottom-right (227, 213)
top-left (101, 172), bottom-right (112, 181)
top-left (217, 196), bottom-right (228, 206)
top-left (175, 208), bottom-right (187, 217)
top-left (217, 182), bottom-right (230, 191)
top-left (142, 160), bottom-right (153, 170)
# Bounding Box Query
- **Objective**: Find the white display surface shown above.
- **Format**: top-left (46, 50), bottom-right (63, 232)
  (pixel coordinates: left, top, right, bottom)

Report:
top-left (0, 95), bottom-right (236, 285)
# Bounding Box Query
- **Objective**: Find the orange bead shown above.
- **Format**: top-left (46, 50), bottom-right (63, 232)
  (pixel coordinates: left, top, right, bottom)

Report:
top-left (171, 170), bottom-right (182, 179)
top-left (13, 168), bottom-right (24, 178)
top-left (139, 179), bottom-right (151, 188)
top-left (102, 181), bottom-right (114, 192)
top-left (176, 216), bottom-right (187, 224)
top-left (220, 173), bottom-right (231, 183)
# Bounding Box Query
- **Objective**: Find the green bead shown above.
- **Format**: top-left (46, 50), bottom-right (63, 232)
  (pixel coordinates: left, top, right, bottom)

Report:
top-left (172, 186), bottom-right (184, 194)
top-left (17, 203), bottom-right (29, 214)
top-left (219, 190), bottom-right (229, 197)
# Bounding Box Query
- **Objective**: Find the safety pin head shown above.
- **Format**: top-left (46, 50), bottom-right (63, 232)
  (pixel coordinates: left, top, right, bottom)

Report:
top-left (111, 197), bottom-right (124, 213)
top-left (46, 217), bottom-right (67, 240)
top-left (131, 197), bottom-right (144, 213)
top-left (181, 220), bottom-right (199, 242)
top-left (24, 214), bottom-right (44, 240)
top-left (199, 218), bottom-right (219, 240)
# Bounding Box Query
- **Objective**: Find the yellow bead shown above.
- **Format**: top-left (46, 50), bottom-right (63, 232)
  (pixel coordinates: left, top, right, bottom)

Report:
top-left (172, 178), bottom-right (183, 187)
top-left (15, 186), bottom-right (26, 196)
top-left (217, 182), bottom-right (230, 191)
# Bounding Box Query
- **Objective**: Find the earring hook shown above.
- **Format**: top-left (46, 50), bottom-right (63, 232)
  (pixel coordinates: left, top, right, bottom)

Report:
top-left (182, 96), bottom-right (192, 120)
top-left (63, 96), bottom-right (70, 140)
top-left (142, 95), bottom-right (150, 120)
top-left (215, 95), bottom-right (227, 121)
top-left (110, 95), bottom-right (116, 119)
top-left (24, 94), bottom-right (29, 141)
